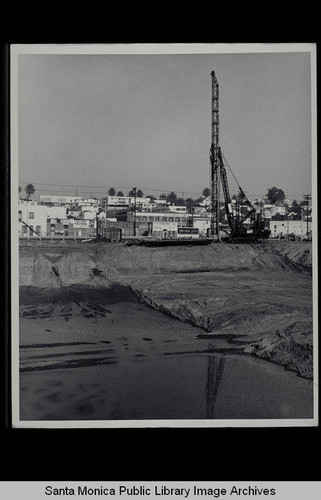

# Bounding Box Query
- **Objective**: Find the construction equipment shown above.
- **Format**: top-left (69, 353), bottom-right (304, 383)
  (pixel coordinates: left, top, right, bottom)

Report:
top-left (210, 71), bottom-right (269, 243)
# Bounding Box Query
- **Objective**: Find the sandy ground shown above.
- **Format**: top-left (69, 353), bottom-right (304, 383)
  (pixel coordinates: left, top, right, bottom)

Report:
top-left (19, 286), bottom-right (313, 420)
top-left (17, 241), bottom-right (314, 421)
top-left (127, 268), bottom-right (313, 378)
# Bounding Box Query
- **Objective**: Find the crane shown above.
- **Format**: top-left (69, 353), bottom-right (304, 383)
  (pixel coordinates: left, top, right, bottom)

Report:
top-left (210, 71), bottom-right (269, 243)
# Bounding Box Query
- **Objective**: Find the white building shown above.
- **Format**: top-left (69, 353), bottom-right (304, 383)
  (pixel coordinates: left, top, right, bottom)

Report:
top-left (262, 204), bottom-right (277, 219)
top-left (168, 205), bottom-right (187, 214)
top-left (270, 220), bottom-right (311, 239)
top-left (76, 199), bottom-right (99, 220)
top-left (152, 221), bottom-right (178, 238)
top-left (77, 198), bottom-right (99, 207)
top-left (18, 200), bottom-right (67, 237)
top-left (66, 209), bottom-right (81, 218)
top-left (262, 203), bottom-right (287, 219)
top-left (105, 195), bottom-right (130, 208)
top-left (198, 196), bottom-right (211, 209)
top-left (40, 195), bottom-right (82, 206)
top-left (81, 209), bottom-right (98, 220)
top-left (70, 219), bottom-right (95, 236)
top-left (127, 211), bottom-right (189, 227)
top-left (106, 195), bottom-right (152, 210)
top-left (192, 217), bottom-right (211, 237)
top-left (152, 199), bottom-right (168, 206)
top-left (275, 205), bottom-right (287, 216)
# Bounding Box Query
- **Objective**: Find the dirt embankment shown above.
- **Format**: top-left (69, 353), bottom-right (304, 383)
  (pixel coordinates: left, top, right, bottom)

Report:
top-left (19, 242), bottom-right (313, 378)
top-left (19, 241), bottom-right (312, 286)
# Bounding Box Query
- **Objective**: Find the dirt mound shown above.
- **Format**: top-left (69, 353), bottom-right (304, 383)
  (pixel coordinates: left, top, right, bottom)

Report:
top-left (19, 252), bottom-right (60, 287)
top-left (18, 242), bottom-right (313, 379)
top-left (263, 242), bottom-right (312, 271)
top-left (245, 322), bottom-right (313, 378)
top-left (19, 242), bottom-right (311, 286)
top-left (129, 265), bottom-right (313, 379)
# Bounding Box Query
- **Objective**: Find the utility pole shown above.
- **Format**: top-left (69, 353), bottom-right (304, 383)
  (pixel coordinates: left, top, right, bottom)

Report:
top-left (210, 71), bottom-right (221, 242)
top-left (304, 194), bottom-right (311, 237)
top-left (133, 187), bottom-right (137, 237)
top-left (96, 214), bottom-right (99, 242)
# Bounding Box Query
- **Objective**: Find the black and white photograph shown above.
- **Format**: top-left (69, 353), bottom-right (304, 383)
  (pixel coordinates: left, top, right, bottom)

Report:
top-left (11, 44), bottom-right (317, 427)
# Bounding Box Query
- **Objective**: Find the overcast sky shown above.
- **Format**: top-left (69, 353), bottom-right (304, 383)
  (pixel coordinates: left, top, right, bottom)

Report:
top-left (18, 51), bottom-right (312, 200)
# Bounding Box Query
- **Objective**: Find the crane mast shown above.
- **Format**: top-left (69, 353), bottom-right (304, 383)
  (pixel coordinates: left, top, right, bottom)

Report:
top-left (210, 71), bottom-right (234, 240)
top-left (210, 71), bottom-right (220, 241)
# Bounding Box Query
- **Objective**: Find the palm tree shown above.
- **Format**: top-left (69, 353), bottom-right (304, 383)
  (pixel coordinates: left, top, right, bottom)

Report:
top-left (128, 188), bottom-right (143, 198)
top-left (25, 183), bottom-right (35, 200)
top-left (176, 197), bottom-right (185, 206)
top-left (116, 191), bottom-right (124, 196)
top-left (202, 187), bottom-right (211, 198)
top-left (185, 197), bottom-right (195, 213)
top-left (108, 187), bottom-right (116, 196)
top-left (166, 191), bottom-right (178, 205)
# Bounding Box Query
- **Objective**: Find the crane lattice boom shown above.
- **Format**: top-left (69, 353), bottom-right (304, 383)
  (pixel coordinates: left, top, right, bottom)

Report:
top-left (210, 71), bottom-right (268, 242)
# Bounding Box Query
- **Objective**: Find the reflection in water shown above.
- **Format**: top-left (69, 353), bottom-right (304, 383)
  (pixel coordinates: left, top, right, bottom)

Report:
top-left (19, 293), bottom-right (313, 420)
top-left (206, 355), bottom-right (225, 418)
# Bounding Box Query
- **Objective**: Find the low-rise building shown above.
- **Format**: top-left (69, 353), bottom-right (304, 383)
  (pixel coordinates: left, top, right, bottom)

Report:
top-left (275, 205), bottom-right (287, 216)
top-left (198, 196), bottom-right (211, 209)
top-left (47, 217), bottom-right (96, 238)
top-left (192, 216), bottom-right (211, 237)
top-left (168, 205), bottom-right (187, 214)
top-left (269, 220), bottom-right (311, 239)
top-left (80, 208), bottom-right (98, 220)
top-left (106, 195), bottom-right (152, 211)
top-left (262, 204), bottom-right (277, 219)
top-left (66, 209), bottom-right (81, 218)
top-left (127, 211), bottom-right (190, 227)
top-left (40, 195), bottom-right (82, 206)
top-left (18, 201), bottom-right (67, 237)
top-left (152, 221), bottom-right (178, 238)
top-left (262, 203), bottom-right (288, 219)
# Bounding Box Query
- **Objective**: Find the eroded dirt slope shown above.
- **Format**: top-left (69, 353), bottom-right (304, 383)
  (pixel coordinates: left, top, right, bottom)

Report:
top-left (19, 241), bottom-right (311, 286)
top-left (19, 242), bottom-right (313, 378)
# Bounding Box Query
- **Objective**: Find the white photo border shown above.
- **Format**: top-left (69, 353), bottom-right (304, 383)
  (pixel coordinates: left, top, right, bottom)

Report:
top-left (10, 43), bottom-right (318, 428)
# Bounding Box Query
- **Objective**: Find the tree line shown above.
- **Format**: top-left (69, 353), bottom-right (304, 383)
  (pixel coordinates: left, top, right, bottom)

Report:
top-left (19, 183), bottom-right (310, 220)
top-left (107, 186), bottom-right (211, 211)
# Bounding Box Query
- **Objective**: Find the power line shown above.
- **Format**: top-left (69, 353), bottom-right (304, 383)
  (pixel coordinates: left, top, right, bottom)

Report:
top-left (18, 181), bottom-right (310, 200)
top-left (19, 182), bottom-right (206, 197)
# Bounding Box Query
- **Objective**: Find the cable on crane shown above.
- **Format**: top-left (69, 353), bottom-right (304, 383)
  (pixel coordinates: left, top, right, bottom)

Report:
top-left (221, 150), bottom-right (242, 190)
top-left (221, 149), bottom-right (253, 208)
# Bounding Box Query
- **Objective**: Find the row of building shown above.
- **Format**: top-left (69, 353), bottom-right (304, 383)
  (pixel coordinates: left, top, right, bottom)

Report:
top-left (18, 201), bottom-right (96, 239)
top-left (18, 193), bottom-right (312, 241)
top-left (36, 193), bottom-right (312, 219)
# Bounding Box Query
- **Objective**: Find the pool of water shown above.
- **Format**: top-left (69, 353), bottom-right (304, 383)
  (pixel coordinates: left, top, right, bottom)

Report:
top-left (19, 286), bottom-right (313, 421)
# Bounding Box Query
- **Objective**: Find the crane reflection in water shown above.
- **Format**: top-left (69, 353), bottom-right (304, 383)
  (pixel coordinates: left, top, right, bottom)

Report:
top-left (205, 348), bottom-right (241, 418)
top-left (206, 354), bottom-right (226, 418)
